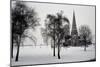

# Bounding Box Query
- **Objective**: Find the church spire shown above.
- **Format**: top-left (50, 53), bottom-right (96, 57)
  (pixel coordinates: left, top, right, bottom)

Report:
top-left (71, 11), bottom-right (78, 36)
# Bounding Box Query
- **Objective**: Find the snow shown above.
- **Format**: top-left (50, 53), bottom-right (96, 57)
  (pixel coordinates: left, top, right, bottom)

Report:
top-left (11, 45), bottom-right (95, 66)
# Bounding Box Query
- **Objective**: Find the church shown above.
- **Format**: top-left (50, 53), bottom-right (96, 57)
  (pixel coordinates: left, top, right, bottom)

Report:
top-left (71, 11), bottom-right (79, 46)
top-left (64, 11), bottom-right (79, 46)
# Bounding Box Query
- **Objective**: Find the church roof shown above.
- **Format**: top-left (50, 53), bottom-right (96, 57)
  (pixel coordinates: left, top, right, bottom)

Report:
top-left (71, 11), bottom-right (78, 36)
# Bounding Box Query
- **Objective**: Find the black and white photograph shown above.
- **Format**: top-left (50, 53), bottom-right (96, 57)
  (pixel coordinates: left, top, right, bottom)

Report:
top-left (10, 0), bottom-right (96, 66)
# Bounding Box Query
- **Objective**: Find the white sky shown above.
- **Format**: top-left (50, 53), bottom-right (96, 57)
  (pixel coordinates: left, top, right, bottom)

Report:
top-left (23, 2), bottom-right (95, 35)
top-left (12, 1), bottom-right (95, 45)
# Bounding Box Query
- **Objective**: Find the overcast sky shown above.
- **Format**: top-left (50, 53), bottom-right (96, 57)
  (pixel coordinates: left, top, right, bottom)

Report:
top-left (25, 2), bottom-right (95, 34)
top-left (12, 1), bottom-right (95, 45)
top-left (12, 1), bottom-right (95, 34)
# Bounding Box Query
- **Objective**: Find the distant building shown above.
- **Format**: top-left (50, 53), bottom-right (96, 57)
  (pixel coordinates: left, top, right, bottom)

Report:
top-left (71, 11), bottom-right (79, 46)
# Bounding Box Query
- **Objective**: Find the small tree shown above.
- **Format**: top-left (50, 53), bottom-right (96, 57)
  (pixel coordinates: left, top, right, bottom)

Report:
top-left (45, 14), bottom-right (56, 56)
top-left (79, 25), bottom-right (92, 51)
top-left (11, 2), bottom-right (39, 61)
top-left (56, 12), bottom-right (69, 59)
top-left (41, 27), bottom-right (49, 46)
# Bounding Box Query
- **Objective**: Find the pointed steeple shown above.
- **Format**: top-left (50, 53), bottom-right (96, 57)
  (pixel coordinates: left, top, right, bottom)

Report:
top-left (71, 11), bottom-right (78, 36)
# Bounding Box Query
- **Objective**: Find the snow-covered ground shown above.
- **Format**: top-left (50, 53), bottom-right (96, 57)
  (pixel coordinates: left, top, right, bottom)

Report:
top-left (11, 45), bottom-right (95, 66)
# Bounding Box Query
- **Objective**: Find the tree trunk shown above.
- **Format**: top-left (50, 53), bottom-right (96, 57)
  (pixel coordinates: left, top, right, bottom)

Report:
top-left (84, 38), bottom-right (87, 51)
top-left (53, 22), bottom-right (56, 56)
top-left (58, 43), bottom-right (60, 59)
top-left (58, 39), bottom-right (60, 59)
top-left (53, 39), bottom-right (56, 56)
top-left (11, 39), bottom-right (13, 58)
top-left (84, 46), bottom-right (86, 51)
top-left (84, 41), bottom-right (87, 51)
top-left (15, 35), bottom-right (21, 61)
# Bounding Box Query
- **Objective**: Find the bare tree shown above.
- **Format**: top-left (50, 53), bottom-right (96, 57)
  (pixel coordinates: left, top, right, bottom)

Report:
top-left (79, 25), bottom-right (92, 51)
top-left (41, 27), bottom-right (49, 46)
top-left (45, 11), bottom-right (70, 59)
top-left (11, 1), bottom-right (39, 61)
top-left (56, 11), bottom-right (70, 59)
top-left (45, 14), bottom-right (56, 56)
top-left (21, 28), bottom-right (37, 47)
